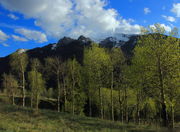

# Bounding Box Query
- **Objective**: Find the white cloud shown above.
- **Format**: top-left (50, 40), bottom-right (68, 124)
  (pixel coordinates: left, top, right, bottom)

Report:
top-left (2, 43), bottom-right (9, 47)
top-left (12, 34), bottom-right (28, 42)
top-left (0, 30), bottom-right (9, 42)
top-left (8, 13), bottom-right (19, 20)
top-left (150, 24), bottom-right (172, 33)
top-left (171, 3), bottom-right (180, 17)
top-left (162, 15), bottom-right (176, 22)
top-left (0, 0), bottom-right (141, 39)
top-left (160, 24), bottom-right (172, 32)
top-left (144, 8), bottom-right (151, 14)
top-left (15, 28), bottom-right (48, 43)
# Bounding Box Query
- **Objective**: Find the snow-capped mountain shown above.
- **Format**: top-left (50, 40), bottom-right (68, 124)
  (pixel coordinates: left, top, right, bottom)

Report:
top-left (100, 34), bottom-right (139, 48)
top-left (0, 34), bottom-right (139, 75)
top-left (16, 49), bottom-right (28, 54)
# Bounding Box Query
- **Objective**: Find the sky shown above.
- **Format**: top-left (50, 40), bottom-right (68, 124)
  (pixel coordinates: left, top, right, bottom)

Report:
top-left (0, 0), bottom-right (180, 57)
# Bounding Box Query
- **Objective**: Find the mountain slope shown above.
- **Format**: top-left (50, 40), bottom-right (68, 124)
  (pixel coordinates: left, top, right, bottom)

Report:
top-left (2, 33), bottom-right (178, 76)
top-left (0, 34), bottom-right (139, 75)
top-left (0, 102), bottom-right (173, 132)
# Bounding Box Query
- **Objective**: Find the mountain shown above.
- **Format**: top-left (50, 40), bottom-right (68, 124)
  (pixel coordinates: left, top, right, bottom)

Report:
top-left (0, 34), bottom-right (139, 75)
top-left (100, 34), bottom-right (139, 56)
top-left (100, 34), bottom-right (138, 48)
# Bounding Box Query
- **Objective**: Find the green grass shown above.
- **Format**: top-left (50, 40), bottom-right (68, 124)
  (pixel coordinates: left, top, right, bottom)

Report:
top-left (0, 103), bottom-right (178, 132)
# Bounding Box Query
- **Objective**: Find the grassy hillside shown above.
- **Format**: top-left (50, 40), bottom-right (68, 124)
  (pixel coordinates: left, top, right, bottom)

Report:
top-left (0, 103), bottom-right (179, 132)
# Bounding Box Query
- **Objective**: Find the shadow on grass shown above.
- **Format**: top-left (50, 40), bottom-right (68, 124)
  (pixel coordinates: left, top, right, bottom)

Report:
top-left (0, 103), bottom-right (179, 132)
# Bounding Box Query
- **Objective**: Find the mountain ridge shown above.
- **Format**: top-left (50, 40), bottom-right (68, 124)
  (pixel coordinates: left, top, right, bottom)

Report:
top-left (1, 33), bottom-right (178, 75)
top-left (0, 34), bottom-right (138, 76)
top-left (0, 34), bottom-right (138, 58)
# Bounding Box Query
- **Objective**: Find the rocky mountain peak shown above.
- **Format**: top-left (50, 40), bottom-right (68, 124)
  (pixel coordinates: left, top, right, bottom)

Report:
top-left (78, 35), bottom-right (92, 43)
top-left (57, 37), bottom-right (74, 45)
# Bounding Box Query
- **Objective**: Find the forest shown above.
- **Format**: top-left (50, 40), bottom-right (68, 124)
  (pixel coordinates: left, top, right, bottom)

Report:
top-left (0, 24), bottom-right (179, 130)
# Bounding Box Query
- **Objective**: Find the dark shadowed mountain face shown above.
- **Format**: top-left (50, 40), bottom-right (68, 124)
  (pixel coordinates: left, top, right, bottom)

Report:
top-left (0, 34), bottom-right (139, 75)
top-left (11, 36), bottom-right (93, 64)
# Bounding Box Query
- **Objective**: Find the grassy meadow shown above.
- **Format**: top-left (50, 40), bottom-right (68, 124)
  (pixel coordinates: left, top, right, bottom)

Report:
top-left (0, 102), bottom-right (179, 132)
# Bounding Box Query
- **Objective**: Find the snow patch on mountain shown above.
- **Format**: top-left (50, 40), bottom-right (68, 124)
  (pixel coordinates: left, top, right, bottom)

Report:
top-left (17, 49), bottom-right (28, 54)
top-left (100, 34), bottom-right (139, 48)
top-left (51, 44), bottom-right (57, 50)
top-left (113, 34), bottom-right (131, 42)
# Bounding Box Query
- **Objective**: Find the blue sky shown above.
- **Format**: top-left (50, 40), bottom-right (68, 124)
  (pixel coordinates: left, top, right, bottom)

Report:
top-left (0, 0), bottom-right (180, 57)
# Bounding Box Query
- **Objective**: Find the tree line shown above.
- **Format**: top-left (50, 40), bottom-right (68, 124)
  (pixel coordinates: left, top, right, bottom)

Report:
top-left (0, 24), bottom-right (179, 128)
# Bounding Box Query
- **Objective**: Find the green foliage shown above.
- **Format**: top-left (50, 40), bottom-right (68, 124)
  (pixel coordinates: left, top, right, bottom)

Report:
top-left (28, 71), bottom-right (45, 97)
top-left (83, 44), bottom-right (112, 118)
top-left (0, 25), bottom-right (179, 127)
top-left (66, 58), bottom-right (85, 115)
top-left (83, 44), bottom-right (111, 90)
top-left (2, 73), bottom-right (19, 104)
top-left (131, 24), bottom-right (179, 126)
top-left (44, 88), bottom-right (54, 98)
top-left (28, 58), bottom-right (45, 110)
top-left (9, 52), bottom-right (28, 107)
top-left (10, 52), bottom-right (28, 74)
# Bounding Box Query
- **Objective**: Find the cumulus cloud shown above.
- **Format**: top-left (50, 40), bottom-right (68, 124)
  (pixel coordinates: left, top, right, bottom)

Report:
top-left (0, 30), bottom-right (9, 42)
top-left (0, 0), bottom-right (141, 39)
top-left (171, 3), bottom-right (180, 17)
top-left (15, 28), bottom-right (48, 43)
top-left (160, 24), bottom-right (172, 32)
top-left (150, 24), bottom-right (172, 33)
top-left (12, 34), bottom-right (28, 42)
top-left (162, 15), bottom-right (176, 22)
top-left (144, 8), bottom-right (151, 14)
top-left (8, 13), bottom-right (19, 20)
